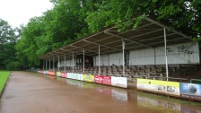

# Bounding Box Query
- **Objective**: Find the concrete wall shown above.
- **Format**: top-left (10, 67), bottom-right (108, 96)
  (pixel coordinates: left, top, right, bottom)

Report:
top-left (93, 42), bottom-right (199, 66)
top-left (129, 42), bottom-right (199, 65)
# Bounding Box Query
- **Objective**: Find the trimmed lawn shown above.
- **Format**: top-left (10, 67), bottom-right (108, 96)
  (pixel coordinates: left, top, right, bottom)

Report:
top-left (0, 71), bottom-right (10, 94)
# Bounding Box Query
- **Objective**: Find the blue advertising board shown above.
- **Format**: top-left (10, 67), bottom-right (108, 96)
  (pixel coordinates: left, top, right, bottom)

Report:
top-left (180, 83), bottom-right (201, 100)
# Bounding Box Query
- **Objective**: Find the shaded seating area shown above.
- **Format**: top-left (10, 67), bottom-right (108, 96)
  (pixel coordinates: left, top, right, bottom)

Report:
top-left (49, 64), bottom-right (199, 83)
top-left (40, 17), bottom-right (199, 83)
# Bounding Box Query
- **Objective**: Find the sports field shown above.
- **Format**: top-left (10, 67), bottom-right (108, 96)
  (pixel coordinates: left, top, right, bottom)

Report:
top-left (0, 71), bottom-right (10, 95)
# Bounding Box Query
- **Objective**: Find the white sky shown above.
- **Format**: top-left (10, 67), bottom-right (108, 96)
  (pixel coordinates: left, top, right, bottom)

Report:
top-left (0, 0), bottom-right (53, 28)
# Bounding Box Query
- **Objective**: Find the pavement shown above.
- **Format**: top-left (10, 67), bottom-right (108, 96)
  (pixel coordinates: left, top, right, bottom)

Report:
top-left (0, 71), bottom-right (170, 113)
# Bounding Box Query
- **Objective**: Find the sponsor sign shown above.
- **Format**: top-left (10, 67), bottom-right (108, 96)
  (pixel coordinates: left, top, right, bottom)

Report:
top-left (111, 77), bottom-right (127, 88)
top-left (61, 72), bottom-right (67, 78)
top-left (180, 83), bottom-right (201, 100)
top-left (51, 71), bottom-right (56, 76)
top-left (44, 71), bottom-right (48, 74)
top-left (137, 78), bottom-right (180, 96)
top-left (48, 71), bottom-right (56, 76)
top-left (83, 74), bottom-right (94, 83)
top-left (94, 75), bottom-right (111, 85)
top-left (40, 70), bottom-right (44, 74)
top-left (56, 71), bottom-right (61, 77)
top-left (67, 73), bottom-right (83, 81)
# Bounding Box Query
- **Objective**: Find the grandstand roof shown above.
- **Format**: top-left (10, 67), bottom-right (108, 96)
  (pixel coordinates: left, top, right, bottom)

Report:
top-left (40, 17), bottom-right (193, 61)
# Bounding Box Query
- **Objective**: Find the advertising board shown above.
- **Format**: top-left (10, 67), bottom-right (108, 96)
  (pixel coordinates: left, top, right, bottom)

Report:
top-left (48, 71), bottom-right (56, 76)
top-left (180, 83), bottom-right (201, 101)
top-left (137, 78), bottom-right (180, 96)
top-left (111, 77), bottom-right (127, 88)
top-left (94, 75), bottom-right (111, 85)
top-left (56, 72), bottom-right (61, 77)
top-left (44, 71), bottom-right (48, 74)
top-left (83, 74), bottom-right (94, 83)
top-left (40, 70), bottom-right (44, 74)
top-left (67, 73), bottom-right (83, 81)
top-left (61, 72), bottom-right (67, 78)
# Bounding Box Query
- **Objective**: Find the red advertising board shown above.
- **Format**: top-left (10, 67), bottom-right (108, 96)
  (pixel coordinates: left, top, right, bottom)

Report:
top-left (94, 75), bottom-right (111, 85)
top-left (48, 71), bottom-right (56, 76)
top-left (61, 72), bottom-right (67, 78)
top-left (102, 76), bottom-right (111, 85)
top-left (40, 70), bottom-right (44, 74)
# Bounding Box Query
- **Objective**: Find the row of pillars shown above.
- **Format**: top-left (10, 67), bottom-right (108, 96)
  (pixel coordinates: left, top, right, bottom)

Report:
top-left (42, 28), bottom-right (168, 80)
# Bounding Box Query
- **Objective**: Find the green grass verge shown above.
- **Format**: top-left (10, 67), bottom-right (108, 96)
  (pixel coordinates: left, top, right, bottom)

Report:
top-left (0, 71), bottom-right (10, 94)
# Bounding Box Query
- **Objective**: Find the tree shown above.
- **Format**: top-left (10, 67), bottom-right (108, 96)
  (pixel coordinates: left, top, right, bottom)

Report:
top-left (15, 0), bottom-right (91, 67)
top-left (45, 0), bottom-right (89, 49)
top-left (16, 17), bottom-right (44, 67)
top-left (86, 0), bottom-right (200, 38)
top-left (0, 19), bottom-right (19, 70)
top-left (15, 0), bottom-right (200, 68)
top-left (0, 19), bottom-right (16, 44)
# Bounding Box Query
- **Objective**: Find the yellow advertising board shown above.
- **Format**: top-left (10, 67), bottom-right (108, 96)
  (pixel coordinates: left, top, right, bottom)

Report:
top-left (137, 78), bottom-right (180, 96)
top-left (83, 74), bottom-right (94, 83)
top-left (56, 72), bottom-right (61, 77)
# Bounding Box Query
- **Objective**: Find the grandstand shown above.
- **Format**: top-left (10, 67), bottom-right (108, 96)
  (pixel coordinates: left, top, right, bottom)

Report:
top-left (40, 17), bottom-right (200, 82)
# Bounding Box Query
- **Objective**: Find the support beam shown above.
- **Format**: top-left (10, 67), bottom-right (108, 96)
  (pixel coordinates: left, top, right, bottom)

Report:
top-left (53, 57), bottom-right (55, 71)
top-left (83, 50), bottom-right (85, 73)
top-left (43, 60), bottom-right (44, 70)
top-left (104, 30), bottom-right (153, 49)
top-left (122, 38), bottom-right (125, 77)
top-left (46, 59), bottom-right (47, 70)
top-left (64, 55), bottom-right (66, 72)
top-left (146, 17), bottom-right (192, 40)
top-left (70, 45), bottom-right (97, 53)
top-left (49, 58), bottom-right (50, 70)
top-left (164, 28), bottom-right (169, 81)
top-left (58, 56), bottom-right (60, 72)
top-left (72, 52), bottom-right (75, 72)
top-left (98, 45), bottom-right (101, 74)
top-left (83, 39), bottom-right (122, 52)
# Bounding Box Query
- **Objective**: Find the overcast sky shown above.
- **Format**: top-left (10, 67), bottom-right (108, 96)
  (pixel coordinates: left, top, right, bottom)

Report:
top-left (0, 0), bottom-right (53, 28)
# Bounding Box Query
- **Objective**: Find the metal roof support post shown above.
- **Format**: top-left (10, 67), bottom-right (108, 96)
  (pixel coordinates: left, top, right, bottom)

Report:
top-left (164, 28), bottom-right (169, 81)
top-left (154, 48), bottom-right (156, 65)
top-left (122, 38), bottom-right (125, 77)
top-left (72, 52), bottom-right (74, 72)
top-left (64, 55), bottom-right (66, 72)
top-left (98, 45), bottom-right (101, 74)
top-left (58, 56), bottom-right (60, 72)
top-left (46, 59), bottom-right (47, 71)
top-left (49, 58), bottom-right (50, 70)
top-left (43, 60), bottom-right (44, 70)
top-left (53, 57), bottom-right (55, 71)
top-left (83, 50), bottom-right (85, 73)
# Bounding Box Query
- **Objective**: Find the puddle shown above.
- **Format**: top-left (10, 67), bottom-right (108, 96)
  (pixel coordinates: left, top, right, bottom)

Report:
top-left (47, 75), bottom-right (201, 113)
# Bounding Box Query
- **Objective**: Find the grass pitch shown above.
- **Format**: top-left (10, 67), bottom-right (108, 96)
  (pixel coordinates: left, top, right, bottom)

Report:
top-left (0, 71), bottom-right (10, 94)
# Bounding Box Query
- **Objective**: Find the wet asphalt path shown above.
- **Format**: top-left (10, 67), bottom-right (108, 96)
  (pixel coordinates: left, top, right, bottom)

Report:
top-left (0, 71), bottom-right (200, 113)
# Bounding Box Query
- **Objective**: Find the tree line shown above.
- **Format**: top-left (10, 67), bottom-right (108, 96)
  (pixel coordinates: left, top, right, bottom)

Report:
top-left (0, 0), bottom-right (200, 70)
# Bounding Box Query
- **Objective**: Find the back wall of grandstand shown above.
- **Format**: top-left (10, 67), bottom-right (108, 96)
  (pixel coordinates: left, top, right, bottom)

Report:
top-left (58, 42), bottom-right (200, 67)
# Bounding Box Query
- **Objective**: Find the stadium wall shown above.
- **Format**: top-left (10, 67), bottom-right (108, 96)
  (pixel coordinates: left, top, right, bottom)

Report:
top-left (58, 42), bottom-right (199, 67)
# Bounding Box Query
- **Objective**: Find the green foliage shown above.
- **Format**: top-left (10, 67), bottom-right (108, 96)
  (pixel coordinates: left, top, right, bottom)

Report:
top-left (11, 0), bottom-right (200, 69)
top-left (0, 19), bottom-right (16, 44)
top-left (86, 0), bottom-right (200, 37)
top-left (0, 71), bottom-right (10, 93)
top-left (0, 19), bottom-right (21, 70)
top-left (15, 0), bottom-right (91, 68)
